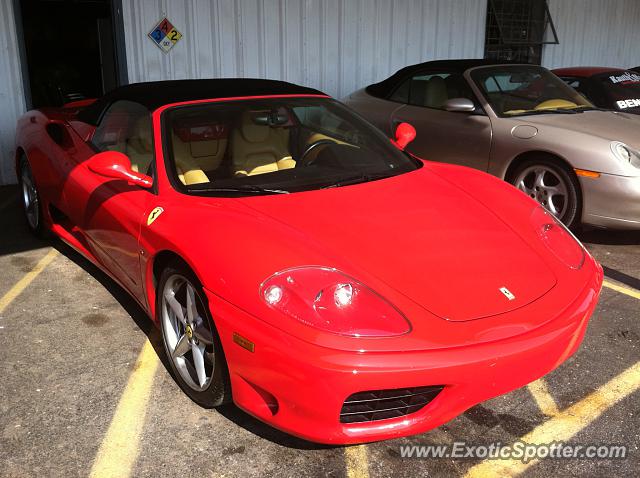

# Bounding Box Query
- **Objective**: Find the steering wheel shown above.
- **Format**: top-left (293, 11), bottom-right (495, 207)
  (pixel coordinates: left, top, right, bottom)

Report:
top-left (298, 139), bottom-right (337, 167)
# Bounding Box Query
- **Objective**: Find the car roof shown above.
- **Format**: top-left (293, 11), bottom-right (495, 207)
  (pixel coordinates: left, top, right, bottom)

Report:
top-left (552, 66), bottom-right (628, 77)
top-left (365, 59), bottom-right (524, 98)
top-left (77, 78), bottom-right (326, 125)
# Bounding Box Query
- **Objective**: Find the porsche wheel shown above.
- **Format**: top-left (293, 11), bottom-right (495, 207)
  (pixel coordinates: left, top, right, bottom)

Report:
top-left (158, 262), bottom-right (231, 407)
top-left (18, 155), bottom-right (46, 237)
top-left (510, 159), bottom-right (581, 228)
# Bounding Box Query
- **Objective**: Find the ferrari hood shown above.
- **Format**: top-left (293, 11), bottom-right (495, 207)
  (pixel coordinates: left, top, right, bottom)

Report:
top-left (239, 169), bottom-right (556, 322)
top-left (515, 110), bottom-right (640, 149)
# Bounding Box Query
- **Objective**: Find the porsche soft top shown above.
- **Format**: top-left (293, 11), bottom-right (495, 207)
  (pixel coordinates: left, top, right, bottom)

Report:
top-left (77, 79), bottom-right (326, 125)
top-left (365, 59), bottom-right (517, 98)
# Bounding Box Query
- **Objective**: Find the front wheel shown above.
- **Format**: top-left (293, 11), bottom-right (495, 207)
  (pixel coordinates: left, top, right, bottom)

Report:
top-left (510, 159), bottom-right (581, 228)
top-left (157, 262), bottom-right (231, 408)
top-left (18, 155), bottom-right (46, 237)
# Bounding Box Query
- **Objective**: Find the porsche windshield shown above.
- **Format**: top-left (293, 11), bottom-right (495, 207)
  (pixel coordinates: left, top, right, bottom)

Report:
top-left (593, 71), bottom-right (640, 111)
top-left (163, 97), bottom-right (419, 195)
top-left (471, 65), bottom-right (592, 117)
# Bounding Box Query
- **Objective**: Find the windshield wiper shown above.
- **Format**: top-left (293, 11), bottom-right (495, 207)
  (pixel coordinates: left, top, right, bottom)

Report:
top-left (574, 105), bottom-right (606, 112)
top-left (192, 185), bottom-right (290, 194)
top-left (511, 108), bottom-right (580, 117)
top-left (322, 171), bottom-right (396, 189)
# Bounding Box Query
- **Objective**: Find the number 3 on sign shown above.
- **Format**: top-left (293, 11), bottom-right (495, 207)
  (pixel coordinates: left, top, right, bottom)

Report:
top-left (150, 29), bottom-right (162, 42)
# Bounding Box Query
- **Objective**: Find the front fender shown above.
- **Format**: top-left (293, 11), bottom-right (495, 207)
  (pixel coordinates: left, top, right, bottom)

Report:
top-left (489, 121), bottom-right (631, 178)
top-left (138, 196), bottom-right (340, 322)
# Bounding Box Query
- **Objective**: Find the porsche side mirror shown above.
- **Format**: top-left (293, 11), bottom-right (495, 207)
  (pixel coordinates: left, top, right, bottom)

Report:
top-left (443, 98), bottom-right (476, 113)
top-left (87, 151), bottom-right (152, 189)
top-left (393, 122), bottom-right (417, 151)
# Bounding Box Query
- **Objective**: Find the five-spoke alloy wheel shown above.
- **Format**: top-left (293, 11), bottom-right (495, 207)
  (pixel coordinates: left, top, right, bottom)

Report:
top-left (19, 155), bottom-right (45, 236)
top-left (511, 158), bottom-right (580, 228)
top-left (158, 263), bottom-right (230, 407)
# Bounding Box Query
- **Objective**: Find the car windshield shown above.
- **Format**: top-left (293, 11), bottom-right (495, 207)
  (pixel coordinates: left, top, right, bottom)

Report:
top-left (470, 65), bottom-right (592, 117)
top-left (163, 97), bottom-right (419, 195)
top-left (593, 71), bottom-right (640, 111)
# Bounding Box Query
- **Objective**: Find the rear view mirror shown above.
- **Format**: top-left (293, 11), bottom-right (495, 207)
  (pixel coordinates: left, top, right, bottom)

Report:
top-left (443, 98), bottom-right (476, 113)
top-left (87, 151), bottom-right (152, 189)
top-left (393, 122), bottom-right (417, 151)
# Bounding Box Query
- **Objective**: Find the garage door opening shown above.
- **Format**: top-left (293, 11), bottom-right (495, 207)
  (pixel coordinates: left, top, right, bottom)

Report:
top-left (16, 0), bottom-right (126, 109)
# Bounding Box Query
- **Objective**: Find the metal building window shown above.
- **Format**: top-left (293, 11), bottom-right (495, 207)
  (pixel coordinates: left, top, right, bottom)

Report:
top-left (484, 0), bottom-right (559, 65)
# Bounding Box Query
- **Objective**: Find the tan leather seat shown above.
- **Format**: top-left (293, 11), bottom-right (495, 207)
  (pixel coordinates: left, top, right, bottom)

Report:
top-left (423, 76), bottom-right (448, 108)
top-left (169, 132), bottom-right (211, 185)
top-left (171, 130), bottom-right (227, 173)
top-left (124, 117), bottom-right (208, 186)
top-left (125, 117), bottom-right (154, 173)
top-left (231, 111), bottom-right (295, 176)
top-left (175, 160), bottom-right (209, 185)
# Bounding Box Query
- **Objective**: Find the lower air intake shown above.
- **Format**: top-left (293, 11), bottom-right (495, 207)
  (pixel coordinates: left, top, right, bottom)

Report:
top-left (340, 385), bottom-right (444, 424)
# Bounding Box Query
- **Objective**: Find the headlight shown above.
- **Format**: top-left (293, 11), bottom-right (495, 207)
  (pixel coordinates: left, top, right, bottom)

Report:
top-left (260, 266), bottom-right (411, 337)
top-left (530, 206), bottom-right (585, 270)
top-left (611, 141), bottom-right (640, 168)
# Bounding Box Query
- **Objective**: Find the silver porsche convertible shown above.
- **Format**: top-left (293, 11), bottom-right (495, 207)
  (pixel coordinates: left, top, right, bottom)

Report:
top-left (344, 60), bottom-right (640, 229)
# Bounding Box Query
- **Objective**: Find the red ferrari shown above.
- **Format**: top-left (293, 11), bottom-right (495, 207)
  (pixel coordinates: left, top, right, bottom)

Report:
top-left (15, 79), bottom-right (602, 444)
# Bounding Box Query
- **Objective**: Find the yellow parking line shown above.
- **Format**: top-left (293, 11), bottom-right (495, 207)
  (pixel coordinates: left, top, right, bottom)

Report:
top-left (345, 444), bottom-right (370, 478)
top-left (464, 360), bottom-right (640, 477)
top-left (89, 340), bottom-right (160, 478)
top-left (0, 249), bottom-right (58, 314)
top-left (603, 279), bottom-right (640, 300)
top-left (527, 378), bottom-right (559, 417)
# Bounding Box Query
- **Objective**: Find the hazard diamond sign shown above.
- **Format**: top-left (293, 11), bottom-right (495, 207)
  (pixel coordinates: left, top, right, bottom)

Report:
top-left (148, 17), bottom-right (182, 52)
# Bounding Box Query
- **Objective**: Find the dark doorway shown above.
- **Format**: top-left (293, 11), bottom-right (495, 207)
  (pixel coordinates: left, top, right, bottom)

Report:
top-left (17, 0), bottom-right (125, 109)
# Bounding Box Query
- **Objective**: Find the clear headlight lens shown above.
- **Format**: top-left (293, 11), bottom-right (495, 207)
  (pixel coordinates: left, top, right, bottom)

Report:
top-left (260, 266), bottom-right (411, 337)
top-left (530, 206), bottom-right (585, 270)
top-left (611, 141), bottom-right (640, 168)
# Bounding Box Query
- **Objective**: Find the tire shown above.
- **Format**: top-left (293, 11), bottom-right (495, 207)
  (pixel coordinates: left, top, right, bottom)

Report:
top-left (157, 261), bottom-right (231, 408)
top-left (18, 155), bottom-right (47, 237)
top-left (509, 158), bottom-right (581, 229)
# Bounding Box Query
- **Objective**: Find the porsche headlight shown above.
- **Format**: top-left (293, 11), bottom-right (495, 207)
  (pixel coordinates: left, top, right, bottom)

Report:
top-left (260, 266), bottom-right (411, 337)
top-left (530, 206), bottom-right (585, 270)
top-left (611, 141), bottom-right (640, 168)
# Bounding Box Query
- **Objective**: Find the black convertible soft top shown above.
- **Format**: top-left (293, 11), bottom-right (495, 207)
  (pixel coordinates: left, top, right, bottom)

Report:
top-left (365, 59), bottom-right (521, 98)
top-left (77, 78), bottom-right (326, 125)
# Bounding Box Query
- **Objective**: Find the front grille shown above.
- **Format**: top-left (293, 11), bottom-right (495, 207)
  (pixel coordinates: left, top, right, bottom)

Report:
top-left (340, 385), bottom-right (444, 424)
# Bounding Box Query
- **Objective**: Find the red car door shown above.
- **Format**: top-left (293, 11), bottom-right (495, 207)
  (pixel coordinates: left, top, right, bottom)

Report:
top-left (61, 100), bottom-right (155, 306)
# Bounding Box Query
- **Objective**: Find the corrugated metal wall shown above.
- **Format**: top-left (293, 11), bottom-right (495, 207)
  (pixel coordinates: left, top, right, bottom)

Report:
top-left (543, 0), bottom-right (640, 69)
top-left (122, 0), bottom-right (488, 98)
top-left (0, 0), bottom-right (26, 185)
top-left (2, 0), bottom-right (639, 185)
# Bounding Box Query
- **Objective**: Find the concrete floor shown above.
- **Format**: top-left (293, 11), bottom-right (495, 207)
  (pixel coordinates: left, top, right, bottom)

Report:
top-left (0, 184), bottom-right (638, 477)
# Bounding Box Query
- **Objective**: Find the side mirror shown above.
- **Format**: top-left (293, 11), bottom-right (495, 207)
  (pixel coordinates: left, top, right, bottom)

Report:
top-left (87, 151), bottom-right (152, 189)
top-left (443, 97), bottom-right (476, 113)
top-left (392, 122), bottom-right (417, 150)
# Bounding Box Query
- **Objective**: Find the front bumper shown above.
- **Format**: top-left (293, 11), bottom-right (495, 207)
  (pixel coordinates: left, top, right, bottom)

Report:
top-left (205, 267), bottom-right (602, 444)
top-left (581, 173), bottom-right (640, 229)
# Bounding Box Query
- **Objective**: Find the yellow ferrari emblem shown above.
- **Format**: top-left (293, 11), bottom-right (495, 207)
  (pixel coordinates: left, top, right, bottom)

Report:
top-left (147, 207), bottom-right (164, 226)
top-left (186, 325), bottom-right (193, 339)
